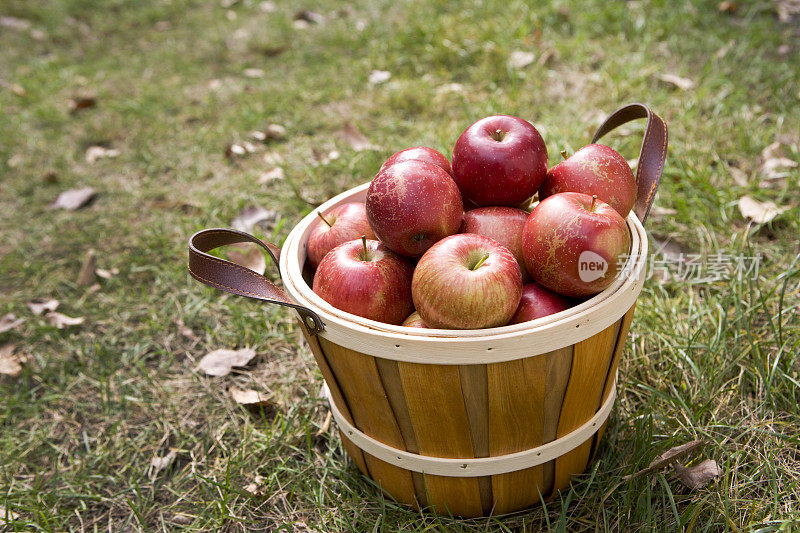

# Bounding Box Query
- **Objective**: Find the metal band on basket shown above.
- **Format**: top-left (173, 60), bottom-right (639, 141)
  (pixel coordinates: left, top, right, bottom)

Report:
top-left (325, 377), bottom-right (617, 478)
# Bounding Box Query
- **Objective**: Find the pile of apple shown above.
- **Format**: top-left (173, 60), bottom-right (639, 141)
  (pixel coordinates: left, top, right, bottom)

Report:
top-left (308, 115), bottom-right (634, 330)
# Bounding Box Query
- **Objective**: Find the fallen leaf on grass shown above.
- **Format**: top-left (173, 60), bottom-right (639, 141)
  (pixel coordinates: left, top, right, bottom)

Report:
top-left (738, 195), bottom-right (787, 224)
top-left (339, 122), bottom-right (377, 151)
top-left (225, 143), bottom-right (247, 160)
top-left (150, 449), bottom-right (177, 474)
top-left (244, 474), bottom-right (267, 497)
top-left (196, 348), bottom-right (256, 376)
top-left (243, 68), bottom-right (265, 78)
top-left (0, 505), bottom-right (20, 524)
top-left (0, 314), bottom-right (24, 333)
top-left (0, 344), bottom-right (25, 378)
top-left (368, 70), bottom-right (391, 85)
top-left (623, 439), bottom-right (705, 481)
top-left (508, 50), bottom-right (535, 69)
top-left (69, 96), bottom-right (96, 113)
top-left (315, 409), bottom-right (332, 437)
top-left (227, 243), bottom-right (267, 275)
top-left (230, 387), bottom-right (273, 406)
top-left (231, 206), bottom-right (278, 233)
top-left (95, 267), bottom-right (119, 279)
top-left (0, 16), bottom-right (31, 30)
top-left (50, 187), bottom-right (96, 210)
top-left (85, 145), bottom-right (120, 163)
top-left (674, 459), bottom-right (721, 490)
top-left (0, 79), bottom-right (26, 96)
top-left (263, 124), bottom-right (287, 141)
top-left (77, 249), bottom-right (97, 286)
top-left (758, 142), bottom-right (798, 181)
top-left (258, 167), bottom-right (284, 184)
top-left (657, 73), bottom-right (695, 90)
top-left (777, 0), bottom-right (800, 23)
top-left (45, 312), bottom-right (85, 329)
top-left (27, 299), bottom-right (59, 315)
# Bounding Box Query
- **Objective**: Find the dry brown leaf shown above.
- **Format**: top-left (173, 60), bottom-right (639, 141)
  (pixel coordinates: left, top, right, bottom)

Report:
top-left (77, 249), bottom-right (97, 286)
top-left (727, 165), bottom-right (749, 186)
top-left (95, 267), bottom-right (119, 279)
top-left (658, 73), bottom-right (695, 90)
top-left (231, 206), bottom-right (277, 233)
top-left (0, 314), bottom-right (24, 333)
top-left (674, 459), bottom-right (721, 490)
top-left (258, 167), bottom-right (284, 184)
top-left (27, 298), bottom-right (59, 315)
top-left (368, 70), bottom-right (391, 85)
top-left (50, 187), bottom-right (97, 210)
top-left (315, 410), bottom-right (332, 437)
top-left (196, 348), bottom-right (256, 376)
top-left (227, 243), bottom-right (267, 275)
top-left (230, 387), bottom-right (273, 406)
top-left (738, 195), bottom-right (787, 224)
top-left (69, 96), bottom-right (96, 112)
top-left (508, 50), bottom-right (535, 69)
top-left (85, 145), bottom-right (120, 163)
top-left (0, 344), bottom-right (25, 378)
top-left (150, 449), bottom-right (177, 473)
top-left (623, 440), bottom-right (705, 481)
top-left (340, 122), bottom-right (377, 151)
top-left (0, 79), bottom-right (26, 96)
top-left (717, 1), bottom-right (738, 13)
top-left (244, 474), bottom-right (267, 497)
top-left (45, 312), bottom-right (85, 329)
top-left (0, 16), bottom-right (31, 30)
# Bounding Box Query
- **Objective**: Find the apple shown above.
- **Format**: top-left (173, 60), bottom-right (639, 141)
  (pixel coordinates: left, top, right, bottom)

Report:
top-left (313, 237), bottom-right (413, 325)
top-left (509, 282), bottom-right (573, 324)
top-left (380, 146), bottom-right (453, 176)
top-left (366, 159), bottom-right (463, 257)
top-left (307, 202), bottom-right (376, 268)
top-left (459, 206), bottom-right (531, 281)
top-left (522, 192), bottom-right (630, 298)
top-left (402, 311), bottom-right (427, 328)
top-left (412, 234), bottom-right (522, 329)
top-left (452, 115), bottom-right (548, 207)
top-left (539, 144), bottom-right (636, 217)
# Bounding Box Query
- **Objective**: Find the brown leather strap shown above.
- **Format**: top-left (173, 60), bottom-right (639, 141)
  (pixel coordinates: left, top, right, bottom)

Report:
top-left (592, 103), bottom-right (668, 224)
top-left (188, 228), bottom-right (324, 333)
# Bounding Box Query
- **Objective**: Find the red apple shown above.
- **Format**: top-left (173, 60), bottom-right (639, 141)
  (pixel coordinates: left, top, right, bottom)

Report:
top-left (412, 234), bottom-right (522, 329)
top-left (452, 115), bottom-right (548, 206)
top-left (380, 146), bottom-right (452, 176)
top-left (539, 144), bottom-right (636, 217)
top-left (522, 192), bottom-right (630, 298)
top-left (307, 202), bottom-right (376, 268)
top-left (509, 282), bottom-right (573, 324)
top-left (313, 238), bottom-right (413, 325)
top-left (402, 311), bottom-right (427, 328)
top-left (459, 206), bottom-right (531, 281)
top-left (366, 159), bottom-right (463, 257)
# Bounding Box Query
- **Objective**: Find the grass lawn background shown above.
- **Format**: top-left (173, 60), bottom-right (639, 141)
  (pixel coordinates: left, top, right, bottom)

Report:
top-left (1, 0), bottom-right (799, 530)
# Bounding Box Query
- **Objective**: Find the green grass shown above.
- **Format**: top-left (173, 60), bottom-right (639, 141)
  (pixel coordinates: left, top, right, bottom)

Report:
top-left (1, 0), bottom-right (799, 530)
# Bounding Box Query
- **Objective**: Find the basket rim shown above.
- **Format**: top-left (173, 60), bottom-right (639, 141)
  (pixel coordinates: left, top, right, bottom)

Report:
top-left (280, 182), bottom-right (648, 363)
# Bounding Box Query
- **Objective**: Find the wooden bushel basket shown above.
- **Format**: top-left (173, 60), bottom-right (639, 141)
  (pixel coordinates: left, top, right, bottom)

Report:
top-left (188, 104), bottom-right (667, 517)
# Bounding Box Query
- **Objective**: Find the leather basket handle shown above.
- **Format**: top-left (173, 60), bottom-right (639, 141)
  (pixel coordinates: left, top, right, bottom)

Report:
top-left (592, 103), bottom-right (668, 224)
top-left (188, 228), bottom-right (324, 333)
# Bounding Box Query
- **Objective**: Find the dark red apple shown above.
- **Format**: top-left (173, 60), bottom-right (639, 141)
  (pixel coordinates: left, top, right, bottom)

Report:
top-left (307, 202), bottom-right (376, 268)
top-left (540, 144), bottom-right (636, 217)
top-left (522, 192), bottom-right (630, 298)
top-left (509, 282), bottom-right (573, 324)
top-left (452, 115), bottom-right (548, 206)
top-left (459, 206), bottom-right (531, 281)
top-left (313, 238), bottom-right (413, 324)
top-left (366, 159), bottom-right (463, 257)
top-left (380, 146), bottom-right (452, 176)
top-left (412, 234), bottom-right (522, 329)
top-left (402, 311), bottom-right (427, 328)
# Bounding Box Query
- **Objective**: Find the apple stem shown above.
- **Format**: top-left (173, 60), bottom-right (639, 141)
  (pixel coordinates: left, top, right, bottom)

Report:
top-left (590, 194), bottom-right (598, 213)
top-left (560, 149), bottom-right (569, 161)
top-left (361, 235), bottom-right (369, 261)
top-left (317, 211), bottom-right (333, 228)
top-left (471, 253), bottom-right (490, 271)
